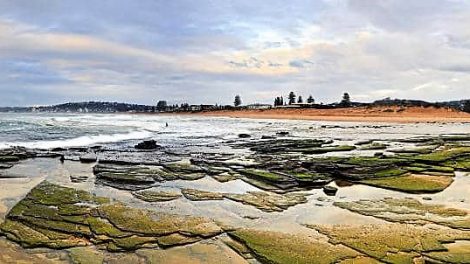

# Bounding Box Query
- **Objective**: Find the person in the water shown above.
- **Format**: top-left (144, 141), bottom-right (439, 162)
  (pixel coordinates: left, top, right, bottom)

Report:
top-left (165, 122), bottom-right (168, 127)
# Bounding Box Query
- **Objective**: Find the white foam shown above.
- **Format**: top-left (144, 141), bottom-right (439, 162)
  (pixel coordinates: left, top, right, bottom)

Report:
top-left (0, 130), bottom-right (152, 150)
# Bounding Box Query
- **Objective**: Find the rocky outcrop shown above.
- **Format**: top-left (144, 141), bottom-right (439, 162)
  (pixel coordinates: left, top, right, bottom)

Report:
top-left (0, 182), bottom-right (222, 252)
top-left (134, 140), bottom-right (159, 150)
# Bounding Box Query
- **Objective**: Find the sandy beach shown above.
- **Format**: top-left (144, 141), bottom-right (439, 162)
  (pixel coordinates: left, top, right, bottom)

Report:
top-left (194, 106), bottom-right (470, 123)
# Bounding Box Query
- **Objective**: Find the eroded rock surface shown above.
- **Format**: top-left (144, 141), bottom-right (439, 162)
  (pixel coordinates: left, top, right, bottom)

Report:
top-left (334, 197), bottom-right (470, 230)
top-left (308, 224), bottom-right (470, 264)
top-left (0, 182), bottom-right (222, 252)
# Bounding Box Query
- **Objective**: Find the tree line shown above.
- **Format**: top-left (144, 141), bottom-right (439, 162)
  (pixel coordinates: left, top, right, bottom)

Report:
top-left (272, 92), bottom-right (351, 107)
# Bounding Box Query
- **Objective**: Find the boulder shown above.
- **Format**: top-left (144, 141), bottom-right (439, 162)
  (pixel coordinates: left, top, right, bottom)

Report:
top-left (135, 140), bottom-right (159, 150)
top-left (323, 186), bottom-right (338, 196)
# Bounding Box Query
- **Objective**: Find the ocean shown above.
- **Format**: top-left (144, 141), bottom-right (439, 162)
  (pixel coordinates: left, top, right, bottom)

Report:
top-left (1, 112), bottom-right (470, 150)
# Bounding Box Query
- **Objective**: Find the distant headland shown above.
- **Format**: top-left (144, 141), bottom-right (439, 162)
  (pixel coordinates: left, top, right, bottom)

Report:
top-left (1, 92), bottom-right (470, 113)
top-left (1, 93), bottom-right (470, 123)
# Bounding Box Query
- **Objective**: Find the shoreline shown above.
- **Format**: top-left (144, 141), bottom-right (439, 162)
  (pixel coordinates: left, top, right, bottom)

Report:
top-left (175, 106), bottom-right (470, 123)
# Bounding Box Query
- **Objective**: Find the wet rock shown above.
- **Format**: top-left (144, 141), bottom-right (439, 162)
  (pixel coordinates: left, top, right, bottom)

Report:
top-left (355, 140), bottom-right (374, 146)
top-left (181, 189), bottom-right (224, 201)
top-left (261, 135), bottom-right (276, 139)
top-left (94, 164), bottom-right (157, 186)
top-left (132, 190), bottom-right (181, 202)
top-left (308, 223), bottom-right (470, 263)
top-left (359, 142), bottom-right (388, 150)
top-left (79, 153), bottom-right (97, 163)
top-left (0, 163), bottom-right (14, 169)
top-left (238, 134), bottom-right (251, 138)
top-left (0, 182), bottom-right (222, 252)
top-left (323, 186), bottom-right (338, 196)
top-left (238, 138), bottom-right (326, 154)
top-left (224, 191), bottom-right (310, 212)
top-left (70, 175), bottom-right (89, 183)
top-left (0, 155), bottom-right (20, 162)
top-left (333, 197), bottom-right (470, 230)
top-left (134, 140), bottom-right (159, 150)
top-left (181, 188), bottom-right (309, 212)
top-left (93, 163), bottom-right (186, 190)
top-left (360, 174), bottom-right (453, 194)
top-left (300, 145), bottom-right (356, 154)
top-left (238, 169), bottom-right (298, 190)
top-left (276, 131), bottom-right (289, 136)
top-left (229, 229), bottom-right (360, 264)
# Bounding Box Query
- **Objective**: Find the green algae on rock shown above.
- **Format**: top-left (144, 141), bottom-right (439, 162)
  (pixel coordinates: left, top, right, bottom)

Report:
top-left (224, 191), bottom-right (310, 213)
top-left (181, 188), bottom-right (224, 201)
top-left (0, 181), bottom-right (223, 252)
top-left (229, 229), bottom-right (361, 264)
top-left (181, 188), bottom-right (310, 212)
top-left (68, 247), bottom-right (104, 264)
top-left (359, 142), bottom-right (388, 150)
top-left (334, 197), bottom-right (470, 230)
top-left (360, 174), bottom-right (454, 193)
top-left (308, 224), bottom-right (470, 264)
top-left (132, 190), bottom-right (181, 202)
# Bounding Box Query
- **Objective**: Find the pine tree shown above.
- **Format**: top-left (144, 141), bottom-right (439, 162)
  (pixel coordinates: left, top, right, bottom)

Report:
top-left (156, 100), bottom-right (167, 111)
top-left (307, 95), bottom-right (315, 104)
top-left (340, 93), bottom-right (351, 107)
top-left (234, 95), bottom-right (242, 107)
top-left (288, 92), bottom-right (296, 105)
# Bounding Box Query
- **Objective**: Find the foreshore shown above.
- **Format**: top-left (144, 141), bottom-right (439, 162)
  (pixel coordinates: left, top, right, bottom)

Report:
top-left (187, 106), bottom-right (470, 123)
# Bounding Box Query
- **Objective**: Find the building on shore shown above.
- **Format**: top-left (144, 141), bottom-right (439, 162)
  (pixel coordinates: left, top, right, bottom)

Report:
top-left (245, 104), bottom-right (272, 110)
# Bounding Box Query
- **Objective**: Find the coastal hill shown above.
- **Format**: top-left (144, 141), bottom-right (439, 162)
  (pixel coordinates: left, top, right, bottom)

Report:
top-left (1, 99), bottom-right (470, 123)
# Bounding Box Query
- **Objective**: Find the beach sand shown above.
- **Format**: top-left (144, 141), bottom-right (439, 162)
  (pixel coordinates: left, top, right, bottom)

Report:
top-left (192, 106), bottom-right (470, 123)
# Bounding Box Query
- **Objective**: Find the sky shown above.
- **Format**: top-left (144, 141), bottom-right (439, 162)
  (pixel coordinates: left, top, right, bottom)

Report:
top-left (1, 0), bottom-right (470, 106)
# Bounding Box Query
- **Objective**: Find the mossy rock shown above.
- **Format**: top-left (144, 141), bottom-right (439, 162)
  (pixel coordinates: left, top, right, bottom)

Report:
top-left (239, 169), bottom-right (284, 182)
top-left (360, 174), bottom-right (453, 193)
top-left (373, 168), bottom-right (408, 178)
top-left (109, 235), bottom-right (158, 251)
top-left (68, 247), bottom-right (104, 264)
top-left (0, 220), bottom-right (89, 249)
top-left (229, 229), bottom-right (361, 264)
top-left (0, 181), bottom-right (222, 252)
top-left (300, 145), bottom-right (356, 154)
top-left (334, 197), bottom-right (470, 230)
top-left (309, 224), bottom-right (470, 263)
top-left (414, 147), bottom-right (470, 163)
top-left (132, 190), bottom-right (181, 202)
top-left (181, 189), bottom-right (224, 201)
top-left (443, 157), bottom-right (470, 171)
top-left (98, 203), bottom-right (222, 237)
top-left (0, 155), bottom-right (20, 162)
top-left (424, 241), bottom-right (470, 264)
top-left (224, 191), bottom-right (309, 213)
top-left (359, 143), bottom-right (388, 150)
top-left (156, 233), bottom-right (200, 248)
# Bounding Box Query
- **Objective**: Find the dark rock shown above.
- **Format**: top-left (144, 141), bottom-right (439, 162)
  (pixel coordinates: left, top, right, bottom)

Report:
top-left (51, 147), bottom-right (67, 151)
top-left (323, 186), bottom-right (338, 196)
top-left (70, 175), bottom-right (89, 183)
top-left (135, 140), bottom-right (159, 150)
top-left (276, 132), bottom-right (289, 136)
top-left (79, 153), bottom-right (97, 163)
top-left (238, 134), bottom-right (251, 138)
top-left (261, 135), bottom-right (276, 139)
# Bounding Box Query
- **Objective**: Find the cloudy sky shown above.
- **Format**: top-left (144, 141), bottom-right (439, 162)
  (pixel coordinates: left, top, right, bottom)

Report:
top-left (1, 0), bottom-right (470, 106)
